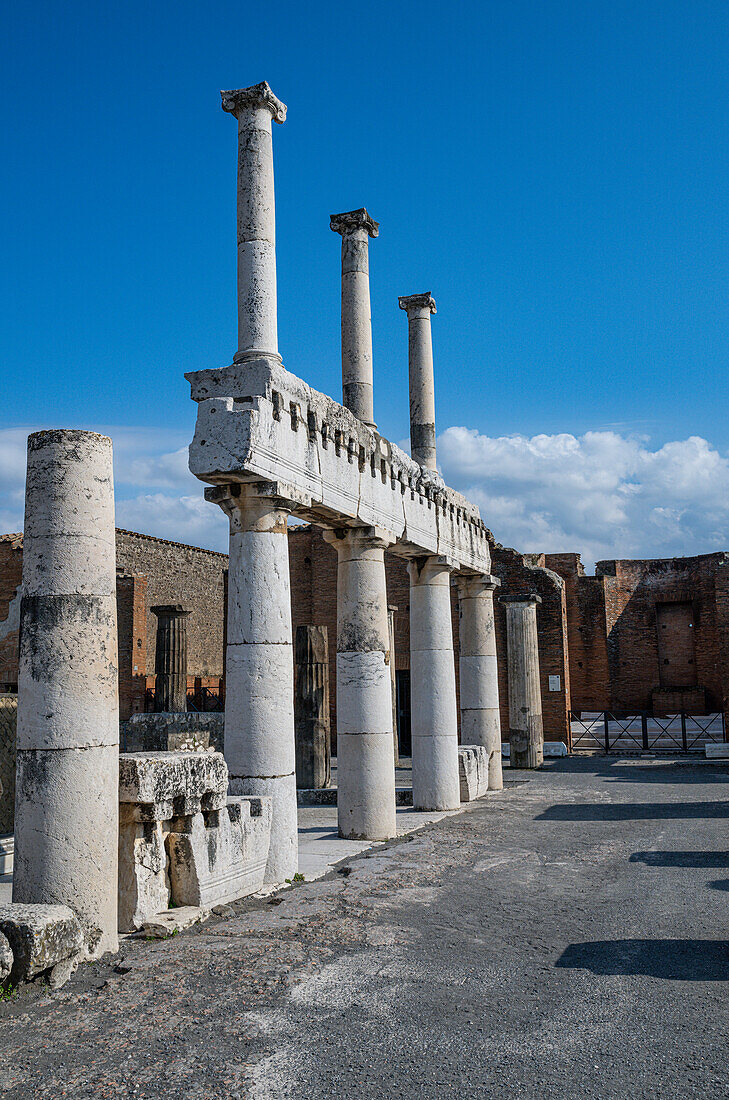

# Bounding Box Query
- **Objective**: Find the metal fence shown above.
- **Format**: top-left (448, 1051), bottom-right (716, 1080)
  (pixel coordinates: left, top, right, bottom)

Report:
top-left (570, 711), bottom-right (726, 754)
top-left (144, 686), bottom-right (224, 713)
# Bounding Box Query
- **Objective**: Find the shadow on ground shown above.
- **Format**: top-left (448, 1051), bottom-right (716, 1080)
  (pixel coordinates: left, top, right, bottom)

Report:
top-left (556, 939), bottom-right (729, 980)
top-left (537, 801), bottom-right (729, 821)
top-left (630, 851), bottom-right (729, 868)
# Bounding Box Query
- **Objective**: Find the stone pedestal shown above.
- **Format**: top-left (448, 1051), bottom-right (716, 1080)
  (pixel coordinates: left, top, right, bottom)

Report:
top-left (408, 557), bottom-right (460, 811)
top-left (324, 527), bottom-right (396, 840)
top-left (221, 82), bottom-right (286, 364)
top-left (13, 430), bottom-right (119, 958)
top-left (456, 574), bottom-right (503, 790)
top-left (330, 208), bottom-right (379, 427)
top-left (398, 292), bottom-right (437, 470)
top-left (151, 605), bottom-right (190, 713)
top-left (294, 625), bottom-right (331, 789)
top-left (209, 483), bottom-right (297, 883)
top-left (500, 594), bottom-right (543, 769)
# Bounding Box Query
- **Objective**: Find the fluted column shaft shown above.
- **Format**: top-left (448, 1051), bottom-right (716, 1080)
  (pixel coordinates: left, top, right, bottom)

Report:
top-left (408, 556), bottom-right (460, 811)
top-left (221, 82), bottom-right (287, 364)
top-left (399, 292), bottom-right (437, 469)
top-left (501, 594), bottom-right (544, 769)
top-left (324, 526), bottom-right (396, 840)
top-left (456, 574), bottom-right (503, 790)
top-left (330, 209), bottom-right (379, 427)
top-left (151, 605), bottom-right (190, 713)
top-left (209, 482), bottom-right (297, 883)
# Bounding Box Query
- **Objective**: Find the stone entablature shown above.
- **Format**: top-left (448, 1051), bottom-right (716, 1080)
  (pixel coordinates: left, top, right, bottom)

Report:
top-left (186, 358), bottom-right (491, 576)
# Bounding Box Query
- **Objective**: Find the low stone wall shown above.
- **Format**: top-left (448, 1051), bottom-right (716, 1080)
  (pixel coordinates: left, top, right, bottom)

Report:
top-left (121, 712), bottom-right (224, 753)
top-left (0, 695), bottom-right (17, 835)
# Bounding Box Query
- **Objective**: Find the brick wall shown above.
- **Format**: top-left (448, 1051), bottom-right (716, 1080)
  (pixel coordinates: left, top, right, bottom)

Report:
top-left (0, 535), bottom-right (22, 692)
top-left (545, 553), bottom-right (610, 712)
top-left (115, 530), bottom-right (226, 680)
top-left (116, 573), bottom-right (148, 719)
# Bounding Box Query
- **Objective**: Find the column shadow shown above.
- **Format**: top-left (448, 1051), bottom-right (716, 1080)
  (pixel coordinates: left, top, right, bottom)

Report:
top-left (537, 801), bottom-right (729, 821)
top-left (556, 939), bottom-right (729, 980)
top-left (629, 851), bottom-right (729, 868)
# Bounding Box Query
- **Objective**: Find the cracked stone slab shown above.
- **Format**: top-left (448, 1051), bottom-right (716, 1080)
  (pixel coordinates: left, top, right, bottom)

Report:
top-left (141, 906), bottom-right (210, 938)
top-left (119, 751), bottom-right (228, 821)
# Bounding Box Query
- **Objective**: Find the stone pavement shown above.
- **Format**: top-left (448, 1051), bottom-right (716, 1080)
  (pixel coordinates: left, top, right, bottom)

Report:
top-left (1, 757), bottom-right (729, 1098)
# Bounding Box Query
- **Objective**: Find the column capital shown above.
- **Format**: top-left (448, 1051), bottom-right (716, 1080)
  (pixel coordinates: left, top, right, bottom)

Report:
top-left (499, 592), bottom-right (542, 606)
top-left (408, 554), bottom-right (456, 585)
top-left (330, 208), bottom-right (380, 238)
top-left (221, 82), bottom-right (287, 123)
top-left (398, 292), bottom-right (436, 315)
top-left (455, 573), bottom-right (500, 597)
top-left (150, 605), bottom-right (191, 618)
top-left (323, 524), bottom-right (395, 554)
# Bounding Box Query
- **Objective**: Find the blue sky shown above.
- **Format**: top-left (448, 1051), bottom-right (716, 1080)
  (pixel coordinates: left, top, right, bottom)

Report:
top-left (3, 1), bottom-right (729, 567)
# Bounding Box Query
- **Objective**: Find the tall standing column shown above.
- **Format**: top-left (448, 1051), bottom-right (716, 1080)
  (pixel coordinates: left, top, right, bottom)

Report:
top-left (388, 604), bottom-right (399, 766)
top-left (330, 208), bottom-right (379, 427)
top-left (209, 482), bottom-right (297, 882)
top-left (408, 556), bottom-right (461, 810)
top-left (398, 292), bottom-right (437, 470)
top-left (221, 82), bottom-right (287, 364)
top-left (294, 624), bottom-right (331, 789)
top-left (323, 527), bottom-right (396, 840)
top-left (151, 605), bottom-right (190, 713)
top-left (456, 574), bottom-right (503, 790)
top-left (500, 594), bottom-right (544, 769)
top-left (14, 430), bottom-right (119, 958)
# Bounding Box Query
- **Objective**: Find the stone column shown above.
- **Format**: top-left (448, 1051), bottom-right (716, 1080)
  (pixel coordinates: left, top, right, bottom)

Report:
top-left (330, 208), bottom-right (379, 427)
top-left (294, 625), bottom-right (331, 789)
top-left (500, 594), bottom-right (544, 769)
top-left (388, 605), bottom-right (399, 766)
top-left (323, 527), bottom-right (396, 840)
top-left (456, 574), bottom-right (503, 790)
top-left (221, 82), bottom-right (287, 364)
top-left (14, 430), bottom-right (119, 958)
top-left (208, 482), bottom-right (297, 883)
top-left (398, 292), bottom-right (437, 470)
top-left (408, 556), bottom-right (461, 810)
top-left (151, 605), bottom-right (190, 713)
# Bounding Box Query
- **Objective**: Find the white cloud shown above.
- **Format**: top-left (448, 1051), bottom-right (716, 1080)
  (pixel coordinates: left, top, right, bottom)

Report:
top-left (438, 427), bottom-right (729, 569)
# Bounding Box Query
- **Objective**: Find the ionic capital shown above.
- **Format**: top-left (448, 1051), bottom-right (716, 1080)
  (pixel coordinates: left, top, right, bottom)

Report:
top-left (330, 208), bottom-right (380, 239)
top-left (221, 82), bottom-right (287, 123)
top-left (398, 292), bottom-right (437, 315)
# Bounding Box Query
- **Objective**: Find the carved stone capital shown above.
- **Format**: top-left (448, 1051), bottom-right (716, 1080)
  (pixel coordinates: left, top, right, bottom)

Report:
top-left (330, 208), bottom-right (380, 239)
top-left (220, 82), bottom-right (287, 124)
top-left (455, 573), bottom-right (500, 599)
top-left (398, 292), bottom-right (436, 315)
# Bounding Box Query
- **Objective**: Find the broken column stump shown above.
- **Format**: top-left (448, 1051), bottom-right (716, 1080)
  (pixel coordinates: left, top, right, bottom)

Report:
top-left (294, 625), bottom-right (331, 789)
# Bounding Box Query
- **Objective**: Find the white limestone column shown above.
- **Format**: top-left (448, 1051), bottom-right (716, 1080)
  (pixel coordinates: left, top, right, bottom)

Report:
top-left (456, 574), bottom-right (503, 790)
top-left (221, 82), bottom-right (287, 364)
top-left (408, 556), bottom-right (460, 811)
top-left (323, 527), bottom-right (396, 840)
top-left (13, 430), bottom-right (119, 958)
top-left (330, 208), bottom-right (379, 428)
top-left (211, 482), bottom-right (297, 883)
top-left (500, 594), bottom-right (544, 769)
top-left (398, 292), bottom-right (437, 470)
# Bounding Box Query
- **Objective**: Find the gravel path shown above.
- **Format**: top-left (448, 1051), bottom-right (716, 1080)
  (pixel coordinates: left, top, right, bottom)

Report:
top-left (1, 756), bottom-right (728, 1098)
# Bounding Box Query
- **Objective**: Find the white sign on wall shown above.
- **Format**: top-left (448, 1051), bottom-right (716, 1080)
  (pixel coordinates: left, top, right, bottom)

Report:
top-left (548, 675), bottom-right (561, 692)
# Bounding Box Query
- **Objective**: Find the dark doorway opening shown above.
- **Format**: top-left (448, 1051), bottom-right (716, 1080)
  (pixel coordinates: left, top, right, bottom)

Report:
top-left (396, 669), bottom-right (411, 756)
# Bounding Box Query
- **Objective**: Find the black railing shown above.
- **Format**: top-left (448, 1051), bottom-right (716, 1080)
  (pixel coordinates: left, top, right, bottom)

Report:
top-left (570, 711), bottom-right (726, 753)
top-left (143, 686), bottom-right (224, 713)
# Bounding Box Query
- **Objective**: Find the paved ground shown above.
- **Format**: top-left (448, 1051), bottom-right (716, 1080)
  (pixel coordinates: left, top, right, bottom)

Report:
top-left (1, 756), bottom-right (728, 1098)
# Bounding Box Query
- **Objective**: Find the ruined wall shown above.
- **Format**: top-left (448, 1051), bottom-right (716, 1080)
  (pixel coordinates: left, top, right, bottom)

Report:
top-left (544, 553), bottom-right (610, 712)
top-left (0, 535), bottom-right (22, 692)
top-left (116, 573), bottom-right (148, 719)
top-left (115, 530), bottom-right (226, 681)
top-left (595, 554), bottom-right (729, 714)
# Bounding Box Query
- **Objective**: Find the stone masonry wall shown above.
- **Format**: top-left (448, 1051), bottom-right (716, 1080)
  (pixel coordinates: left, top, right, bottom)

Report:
top-left (0, 535), bottom-right (22, 692)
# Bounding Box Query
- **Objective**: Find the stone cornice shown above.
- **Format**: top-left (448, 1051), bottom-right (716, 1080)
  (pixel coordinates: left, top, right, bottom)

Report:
top-left (398, 292), bottom-right (436, 315)
top-left (220, 82), bottom-right (287, 124)
top-left (330, 208), bottom-right (380, 239)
